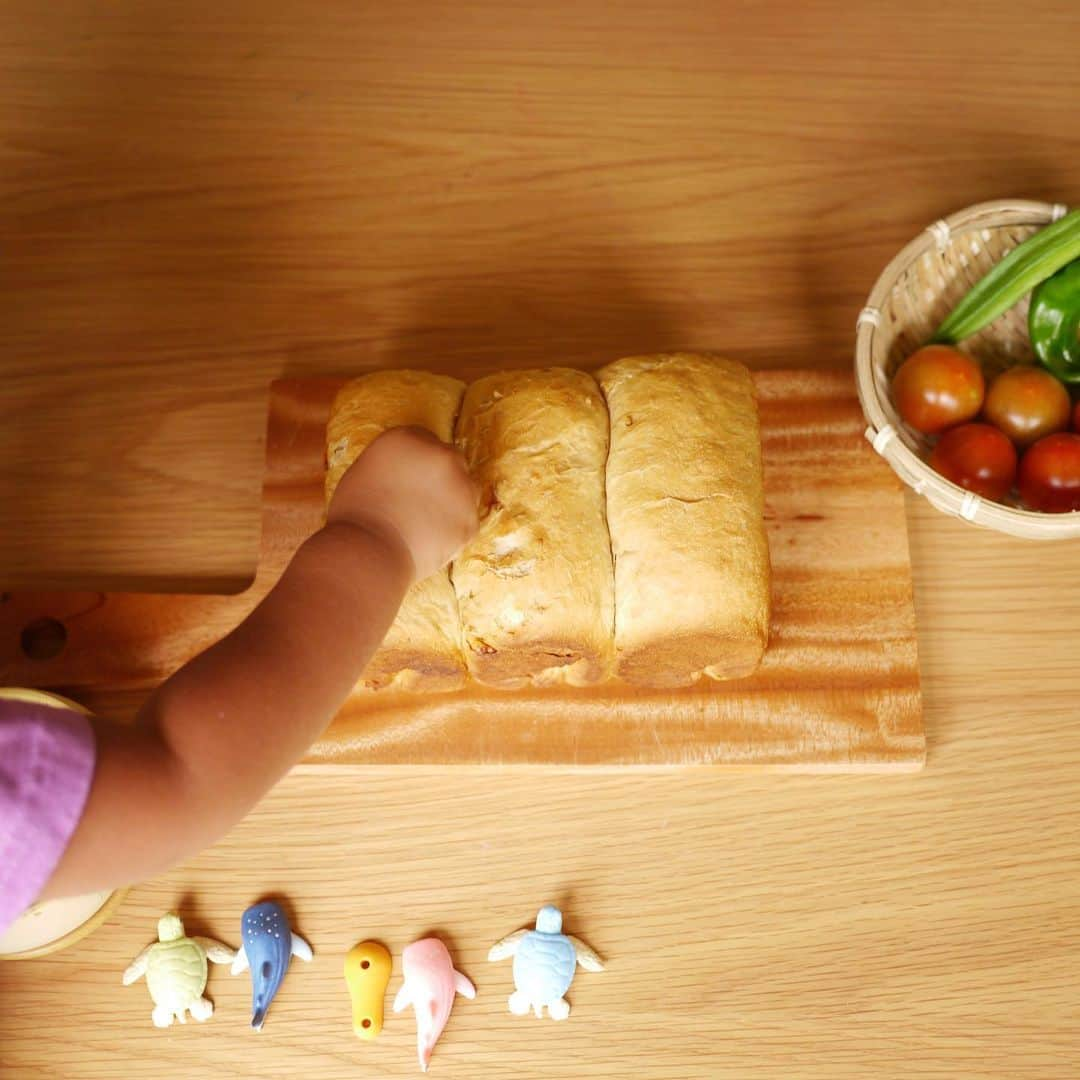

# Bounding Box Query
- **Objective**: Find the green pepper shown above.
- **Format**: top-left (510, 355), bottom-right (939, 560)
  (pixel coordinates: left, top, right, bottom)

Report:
top-left (1029, 257), bottom-right (1080, 383)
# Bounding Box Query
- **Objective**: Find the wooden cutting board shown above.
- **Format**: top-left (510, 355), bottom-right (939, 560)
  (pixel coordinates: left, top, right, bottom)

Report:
top-left (0, 369), bottom-right (923, 770)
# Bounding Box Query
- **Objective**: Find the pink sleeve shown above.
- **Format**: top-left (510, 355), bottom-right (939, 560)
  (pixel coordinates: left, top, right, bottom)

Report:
top-left (0, 699), bottom-right (97, 934)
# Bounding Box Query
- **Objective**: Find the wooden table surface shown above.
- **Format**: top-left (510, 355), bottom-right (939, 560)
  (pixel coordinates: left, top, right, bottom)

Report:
top-left (2, 2), bottom-right (1080, 1077)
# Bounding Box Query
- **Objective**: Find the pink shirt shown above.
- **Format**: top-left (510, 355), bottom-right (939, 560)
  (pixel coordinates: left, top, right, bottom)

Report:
top-left (0, 699), bottom-right (96, 934)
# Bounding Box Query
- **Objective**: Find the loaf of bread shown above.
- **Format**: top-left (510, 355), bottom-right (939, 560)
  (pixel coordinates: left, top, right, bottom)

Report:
top-left (452, 368), bottom-right (615, 688)
top-left (597, 353), bottom-right (770, 687)
top-left (325, 370), bottom-right (468, 692)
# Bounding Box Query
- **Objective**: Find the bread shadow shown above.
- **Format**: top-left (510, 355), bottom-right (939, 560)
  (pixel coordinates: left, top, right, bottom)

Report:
top-left (295, 244), bottom-right (685, 381)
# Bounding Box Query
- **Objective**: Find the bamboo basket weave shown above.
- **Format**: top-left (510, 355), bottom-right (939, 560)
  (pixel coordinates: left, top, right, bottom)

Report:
top-left (855, 198), bottom-right (1080, 540)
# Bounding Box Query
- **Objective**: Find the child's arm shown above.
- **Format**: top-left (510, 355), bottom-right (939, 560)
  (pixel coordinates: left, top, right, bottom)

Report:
top-left (41, 427), bottom-right (477, 899)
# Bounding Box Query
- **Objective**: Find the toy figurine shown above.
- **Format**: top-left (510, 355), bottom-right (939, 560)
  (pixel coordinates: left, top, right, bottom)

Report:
top-left (122, 912), bottom-right (235, 1028)
top-left (393, 937), bottom-right (475, 1071)
top-left (488, 904), bottom-right (603, 1020)
top-left (344, 939), bottom-right (393, 1039)
top-left (231, 901), bottom-right (313, 1030)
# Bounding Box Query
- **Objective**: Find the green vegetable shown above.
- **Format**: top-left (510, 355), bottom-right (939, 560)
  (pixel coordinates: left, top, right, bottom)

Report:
top-left (932, 209), bottom-right (1080, 344)
top-left (1029, 258), bottom-right (1080, 382)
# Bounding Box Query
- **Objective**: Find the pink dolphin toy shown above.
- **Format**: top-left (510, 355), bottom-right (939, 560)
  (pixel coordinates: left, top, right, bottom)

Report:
top-left (392, 937), bottom-right (475, 1072)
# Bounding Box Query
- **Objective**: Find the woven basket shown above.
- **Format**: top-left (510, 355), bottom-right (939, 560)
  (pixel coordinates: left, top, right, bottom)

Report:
top-left (855, 198), bottom-right (1080, 540)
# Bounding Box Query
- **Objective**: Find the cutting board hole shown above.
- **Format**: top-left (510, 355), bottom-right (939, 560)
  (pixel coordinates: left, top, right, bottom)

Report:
top-left (20, 617), bottom-right (67, 661)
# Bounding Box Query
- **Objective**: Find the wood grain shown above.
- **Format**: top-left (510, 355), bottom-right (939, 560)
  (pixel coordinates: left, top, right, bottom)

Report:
top-left (3, 750), bottom-right (1079, 1080)
top-left (3, 1), bottom-right (1080, 1077)
top-left (0, 371), bottom-right (923, 769)
top-left (5, 0), bottom-right (1080, 591)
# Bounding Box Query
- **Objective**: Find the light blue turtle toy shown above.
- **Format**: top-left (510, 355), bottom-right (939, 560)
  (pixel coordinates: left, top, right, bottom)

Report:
top-left (487, 905), bottom-right (604, 1020)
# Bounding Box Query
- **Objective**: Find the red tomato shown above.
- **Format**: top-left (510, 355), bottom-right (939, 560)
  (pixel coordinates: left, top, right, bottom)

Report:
top-left (983, 366), bottom-right (1071, 448)
top-left (929, 423), bottom-right (1017, 502)
top-left (1018, 433), bottom-right (1080, 513)
top-left (892, 345), bottom-right (985, 434)
top-left (1073, 398), bottom-right (1080, 432)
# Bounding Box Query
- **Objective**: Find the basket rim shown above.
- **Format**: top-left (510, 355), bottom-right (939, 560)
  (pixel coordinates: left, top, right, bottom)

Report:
top-left (855, 197), bottom-right (1080, 538)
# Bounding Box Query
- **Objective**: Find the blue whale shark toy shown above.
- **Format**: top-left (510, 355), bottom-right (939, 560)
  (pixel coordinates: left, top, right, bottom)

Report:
top-left (231, 901), bottom-right (313, 1030)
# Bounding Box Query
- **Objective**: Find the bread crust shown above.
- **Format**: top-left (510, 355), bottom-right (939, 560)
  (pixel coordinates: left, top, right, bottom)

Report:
top-left (452, 367), bottom-right (615, 688)
top-left (597, 353), bottom-right (770, 687)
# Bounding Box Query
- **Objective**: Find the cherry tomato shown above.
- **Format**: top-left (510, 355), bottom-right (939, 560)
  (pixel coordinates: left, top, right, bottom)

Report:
top-left (892, 345), bottom-right (984, 434)
top-left (982, 365), bottom-right (1071, 448)
top-left (1018, 433), bottom-right (1080, 513)
top-left (929, 423), bottom-right (1017, 502)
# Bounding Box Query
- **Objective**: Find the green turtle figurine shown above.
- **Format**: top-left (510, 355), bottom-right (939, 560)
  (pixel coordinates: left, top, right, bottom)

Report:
top-left (122, 912), bottom-right (236, 1028)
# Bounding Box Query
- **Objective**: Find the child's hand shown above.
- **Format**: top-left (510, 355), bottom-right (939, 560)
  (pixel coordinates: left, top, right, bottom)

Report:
top-left (327, 426), bottom-right (478, 581)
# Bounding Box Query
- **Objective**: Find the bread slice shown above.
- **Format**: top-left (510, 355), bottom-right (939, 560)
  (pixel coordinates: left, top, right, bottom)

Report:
top-left (452, 368), bottom-right (615, 688)
top-left (597, 353), bottom-right (770, 687)
top-left (325, 370), bottom-right (467, 692)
